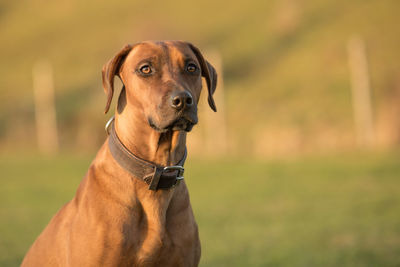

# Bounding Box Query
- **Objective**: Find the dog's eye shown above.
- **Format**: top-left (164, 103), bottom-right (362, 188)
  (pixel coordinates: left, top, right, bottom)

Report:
top-left (139, 65), bottom-right (152, 75)
top-left (186, 63), bottom-right (197, 73)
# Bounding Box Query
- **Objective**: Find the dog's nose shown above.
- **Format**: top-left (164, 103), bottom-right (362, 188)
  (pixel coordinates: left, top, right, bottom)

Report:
top-left (170, 91), bottom-right (193, 110)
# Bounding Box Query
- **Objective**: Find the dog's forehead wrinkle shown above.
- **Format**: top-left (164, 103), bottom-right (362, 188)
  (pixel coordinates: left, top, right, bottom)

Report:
top-left (164, 43), bottom-right (183, 75)
top-left (170, 45), bottom-right (193, 62)
top-left (129, 42), bottom-right (194, 71)
top-left (128, 43), bottom-right (163, 65)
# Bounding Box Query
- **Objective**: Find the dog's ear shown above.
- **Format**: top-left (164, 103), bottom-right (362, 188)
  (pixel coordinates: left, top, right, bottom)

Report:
top-left (187, 43), bottom-right (218, 112)
top-left (102, 44), bottom-right (133, 114)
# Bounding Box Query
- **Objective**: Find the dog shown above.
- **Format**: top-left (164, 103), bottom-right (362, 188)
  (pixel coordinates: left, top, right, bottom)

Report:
top-left (21, 41), bottom-right (217, 267)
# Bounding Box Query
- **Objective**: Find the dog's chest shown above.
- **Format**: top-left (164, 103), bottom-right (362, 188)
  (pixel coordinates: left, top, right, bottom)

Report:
top-left (131, 234), bottom-right (197, 267)
top-left (118, 210), bottom-right (200, 266)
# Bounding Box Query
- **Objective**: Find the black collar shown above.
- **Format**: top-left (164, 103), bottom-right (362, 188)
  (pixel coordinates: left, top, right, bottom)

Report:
top-left (106, 117), bottom-right (187, 190)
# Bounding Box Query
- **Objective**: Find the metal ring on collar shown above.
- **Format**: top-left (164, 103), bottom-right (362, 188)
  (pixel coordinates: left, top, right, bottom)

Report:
top-left (105, 116), bottom-right (115, 135)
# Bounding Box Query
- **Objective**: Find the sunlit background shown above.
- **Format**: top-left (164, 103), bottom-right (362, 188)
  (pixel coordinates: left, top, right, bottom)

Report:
top-left (1, 0), bottom-right (400, 266)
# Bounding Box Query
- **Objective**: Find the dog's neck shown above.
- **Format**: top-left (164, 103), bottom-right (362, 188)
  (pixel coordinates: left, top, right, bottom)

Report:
top-left (92, 106), bottom-right (191, 262)
top-left (114, 106), bottom-right (187, 167)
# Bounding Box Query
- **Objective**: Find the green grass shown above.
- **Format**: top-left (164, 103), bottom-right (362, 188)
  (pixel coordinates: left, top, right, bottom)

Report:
top-left (1, 152), bottom-right (400, 266)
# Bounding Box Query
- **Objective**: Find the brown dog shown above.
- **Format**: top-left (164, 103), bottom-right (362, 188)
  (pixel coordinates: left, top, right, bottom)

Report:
top-left (21, 41), bottom-right (217, 267)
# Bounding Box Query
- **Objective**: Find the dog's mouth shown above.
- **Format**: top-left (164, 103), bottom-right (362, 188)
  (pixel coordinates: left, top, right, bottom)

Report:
top-left (148, 115), bottom-right (198, 133)
top-left (171, 117), bottom-right (196, 132)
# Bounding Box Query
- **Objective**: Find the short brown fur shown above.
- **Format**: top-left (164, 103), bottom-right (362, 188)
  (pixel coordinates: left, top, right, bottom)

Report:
top-left (22, 41), bottom-right (217, 267)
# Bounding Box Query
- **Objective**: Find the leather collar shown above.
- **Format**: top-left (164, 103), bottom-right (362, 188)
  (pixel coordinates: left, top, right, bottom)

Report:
top-left (106, 117), bottom-right (187, 190)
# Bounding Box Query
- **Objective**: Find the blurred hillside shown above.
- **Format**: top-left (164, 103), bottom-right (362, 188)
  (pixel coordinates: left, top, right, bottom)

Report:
top-left (0, 0), bottom-right (399, 156)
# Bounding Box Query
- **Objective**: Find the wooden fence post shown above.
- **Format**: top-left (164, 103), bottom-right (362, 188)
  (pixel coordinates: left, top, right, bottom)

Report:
top-left (347, 36), bottom-right (375, 147)
top-left (33, 60), bottom-right (59, 154)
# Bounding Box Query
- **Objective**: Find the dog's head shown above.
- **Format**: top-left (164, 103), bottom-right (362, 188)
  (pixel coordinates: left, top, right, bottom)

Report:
top-left (102, 41), bottom-right (217, 132)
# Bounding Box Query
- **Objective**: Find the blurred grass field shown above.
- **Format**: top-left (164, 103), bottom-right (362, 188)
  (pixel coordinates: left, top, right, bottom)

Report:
top-left (1, 152), bottom-right (399, 266)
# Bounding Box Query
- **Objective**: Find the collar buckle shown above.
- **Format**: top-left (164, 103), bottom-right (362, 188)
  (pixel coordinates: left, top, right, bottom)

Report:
top-left (147, 165), bottom-right (185, 190)
top-left (164, 166), bottom-right (185, 188)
